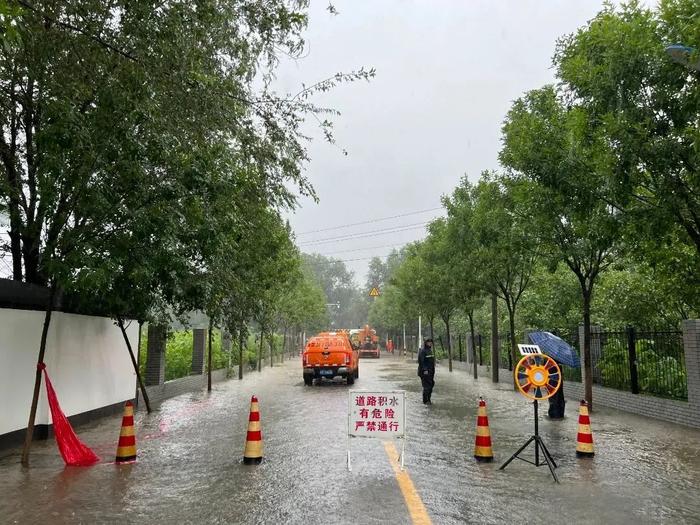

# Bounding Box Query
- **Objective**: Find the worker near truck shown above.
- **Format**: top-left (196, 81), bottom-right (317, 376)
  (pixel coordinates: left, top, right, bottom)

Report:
top-left (417, 338), bottom-right (435, 405)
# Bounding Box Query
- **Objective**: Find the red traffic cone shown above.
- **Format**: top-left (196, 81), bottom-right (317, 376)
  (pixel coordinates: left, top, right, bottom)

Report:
top-left (474, 397), bottom-right (494, 462)
top-left (576, 400), bottom-right (594, 457)
top-left (115, 401), bottom-right (137, 463)
top-left (243, 395), bottom-right (263, 464)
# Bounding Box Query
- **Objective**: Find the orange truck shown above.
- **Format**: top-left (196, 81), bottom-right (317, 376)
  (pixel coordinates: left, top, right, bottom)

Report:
top-left (302, 332), bottom-right (359, 386)
top-left (350, 325), bottom-right (380, 359)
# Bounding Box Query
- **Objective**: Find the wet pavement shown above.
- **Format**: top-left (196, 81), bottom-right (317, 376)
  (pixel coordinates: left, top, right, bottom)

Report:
top-left (1, 353), bottom-right (700, 524)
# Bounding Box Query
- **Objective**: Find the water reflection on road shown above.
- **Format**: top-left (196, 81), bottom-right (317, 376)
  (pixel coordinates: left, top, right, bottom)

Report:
top-left (1, 354), bottom-right (699, 524)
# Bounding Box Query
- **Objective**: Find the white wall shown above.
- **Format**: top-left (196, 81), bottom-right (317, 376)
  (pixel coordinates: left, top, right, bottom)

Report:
top-left (0, 308), bottom-right (138, 435)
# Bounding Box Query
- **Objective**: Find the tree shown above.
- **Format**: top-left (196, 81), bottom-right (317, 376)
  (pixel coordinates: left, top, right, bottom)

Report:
top-left (392, 242), bottom-right (437, 346)
top-left (443, 178), bottom-right (485, 379)
top-left (8, 1), bottom-right (374, 465)
top-left (469, 174), bottom-right (538, 373)
top-left (301, 253), bottom-right (366, 329)
top-left (501, 87), bottom-right (623, 409)
top-left (420, 219), bottom-right (461, 371)
top-left (554, 1), bottom-right (700, 257)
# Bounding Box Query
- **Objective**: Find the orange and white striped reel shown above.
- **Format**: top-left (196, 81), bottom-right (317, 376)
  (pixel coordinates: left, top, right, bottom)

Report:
top-left (514, 354), bottom-right (561, 400)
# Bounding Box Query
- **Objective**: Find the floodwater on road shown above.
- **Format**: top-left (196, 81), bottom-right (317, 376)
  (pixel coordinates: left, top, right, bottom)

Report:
top-left (1, 353), bottom-right (699, 524)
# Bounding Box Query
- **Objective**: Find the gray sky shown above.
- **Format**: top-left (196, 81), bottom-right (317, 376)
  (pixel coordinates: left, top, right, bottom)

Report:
top-left (278, 1), bottom-right (652, 287)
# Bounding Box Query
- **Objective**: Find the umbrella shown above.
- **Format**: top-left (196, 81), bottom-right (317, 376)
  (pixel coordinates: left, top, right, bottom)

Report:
top-left (528, 331), bottom-right (581, 369)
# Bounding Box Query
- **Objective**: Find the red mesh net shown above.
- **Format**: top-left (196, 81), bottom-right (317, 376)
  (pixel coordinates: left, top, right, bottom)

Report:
top-left (40, 363), bottom-right (100, 466)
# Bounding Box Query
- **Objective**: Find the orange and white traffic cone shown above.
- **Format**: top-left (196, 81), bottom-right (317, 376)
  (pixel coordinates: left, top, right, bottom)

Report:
top-left (474, 397), bottom-right (494, 462)
top-left (576, 400), bottom-right (594, 458)
top-left (115, 400), bottom-right (137, 463)
top-left (243, 395), bottom-right (263, 464)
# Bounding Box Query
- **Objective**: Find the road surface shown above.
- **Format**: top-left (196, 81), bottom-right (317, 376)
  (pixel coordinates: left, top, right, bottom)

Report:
top-left (2, 353), bottom-right (700, 524)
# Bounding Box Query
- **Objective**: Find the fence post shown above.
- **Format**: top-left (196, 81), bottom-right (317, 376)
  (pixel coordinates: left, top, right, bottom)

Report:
top-left (682, 320), bottom-right (700, 411)
top-left (146, 324), bottom-right (167, 386)
top-left (627, 326), bottom-right (639, 394)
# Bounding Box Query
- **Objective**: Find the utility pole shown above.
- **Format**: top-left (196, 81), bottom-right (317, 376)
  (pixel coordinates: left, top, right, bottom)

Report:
top-left (402, 323), bottom-right (406, 356)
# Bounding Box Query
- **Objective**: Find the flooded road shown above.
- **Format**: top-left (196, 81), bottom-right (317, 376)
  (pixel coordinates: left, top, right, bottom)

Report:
top-left (1, 354), bottom-right (700, 524)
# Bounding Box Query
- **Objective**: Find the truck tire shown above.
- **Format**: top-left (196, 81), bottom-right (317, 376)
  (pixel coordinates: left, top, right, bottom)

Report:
top-left (347, 373), bottom-right (355, 385)
top-left (303, 376), bottom-right (312, 386)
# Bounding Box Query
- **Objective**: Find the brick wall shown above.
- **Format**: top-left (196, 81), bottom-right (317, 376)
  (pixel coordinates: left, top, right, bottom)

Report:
top-left (564, 380), bottom-right (699, 429)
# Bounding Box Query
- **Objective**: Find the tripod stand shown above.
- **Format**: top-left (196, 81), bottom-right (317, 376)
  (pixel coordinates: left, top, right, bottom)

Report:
top-left (499, 400), bottom-right (559, 483)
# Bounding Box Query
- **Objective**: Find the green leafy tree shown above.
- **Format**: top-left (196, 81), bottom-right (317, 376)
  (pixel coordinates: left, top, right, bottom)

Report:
top-left (501, 87), bottom-right (623, 408)
top-left (470, 174), bottom-right (538, 372)
top-left (554, 0), bottom-right (700, 258)
top-left (443, 178), bottom-right (486, 378)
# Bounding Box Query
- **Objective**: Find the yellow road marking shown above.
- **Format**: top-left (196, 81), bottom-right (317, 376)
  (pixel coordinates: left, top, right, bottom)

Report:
top-left (383, 441), bottom-right (432, 525)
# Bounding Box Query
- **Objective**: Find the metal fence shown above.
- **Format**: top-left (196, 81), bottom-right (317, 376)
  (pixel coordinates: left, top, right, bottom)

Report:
top-left (456, 327), bottom-right (686, 401)
top-left (590, 328), bottom-right (686, 400)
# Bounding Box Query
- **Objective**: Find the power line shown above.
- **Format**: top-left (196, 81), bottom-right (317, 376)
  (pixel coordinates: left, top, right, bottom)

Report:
top-left (295, 206), bottom-right (443, 236)
top-left (318, 241), bottom-right (410, 256)
top-left (298, 222), bottom-right (430, 246)
top-left (336, 254), bottom-right (392, 263)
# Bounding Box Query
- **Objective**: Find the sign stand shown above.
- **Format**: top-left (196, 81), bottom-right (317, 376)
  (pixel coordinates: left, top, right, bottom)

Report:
top-left (498, 400), bottom-right (558, 482)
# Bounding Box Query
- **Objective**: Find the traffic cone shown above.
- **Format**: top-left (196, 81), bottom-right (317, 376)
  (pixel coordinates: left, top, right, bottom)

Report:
top-left (576, 400), bottom-right (594, 458)
top-left (115, 401), bottom-right (137, 463)
top-left (474, 397), bottom-right (494, 462)
top-left (243, 395), bottom-right (263, 464)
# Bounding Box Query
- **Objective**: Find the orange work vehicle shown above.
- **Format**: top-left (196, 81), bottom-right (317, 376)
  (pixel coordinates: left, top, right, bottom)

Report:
top-left (302, 332), bottom-right (359, 386)
top-left (352, 325), bottom-right (380, 359)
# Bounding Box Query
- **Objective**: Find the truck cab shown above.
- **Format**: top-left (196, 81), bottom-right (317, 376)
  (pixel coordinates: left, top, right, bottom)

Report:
top-left (302, 332), bottom-right (359, 386)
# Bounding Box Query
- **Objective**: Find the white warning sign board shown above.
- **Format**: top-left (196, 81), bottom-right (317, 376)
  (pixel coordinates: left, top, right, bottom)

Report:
top-left (348, 391), bottom-right (405, 438)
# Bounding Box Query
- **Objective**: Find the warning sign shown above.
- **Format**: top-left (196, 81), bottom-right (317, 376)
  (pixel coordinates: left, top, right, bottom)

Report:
top-left (348, 391), bottom-right (405, 438)
top-left (347, 390), bottom-right (406, 471)
top-left (369, 287), bottom-right (380, 297)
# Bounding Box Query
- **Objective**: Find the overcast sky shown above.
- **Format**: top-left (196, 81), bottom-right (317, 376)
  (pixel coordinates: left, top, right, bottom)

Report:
top-left (277, 0), bottom-right (655, 287)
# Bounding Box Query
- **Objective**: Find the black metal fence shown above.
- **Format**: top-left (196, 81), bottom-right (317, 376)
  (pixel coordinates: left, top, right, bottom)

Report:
top-left (451, 326), bottom-right (686, 401)
top-left (591, 328), bottom-right (686, 400)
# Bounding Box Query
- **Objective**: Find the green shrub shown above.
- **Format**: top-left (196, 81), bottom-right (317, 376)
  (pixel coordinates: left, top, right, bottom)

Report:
top-left (598, 338), bottom-right (687, 399)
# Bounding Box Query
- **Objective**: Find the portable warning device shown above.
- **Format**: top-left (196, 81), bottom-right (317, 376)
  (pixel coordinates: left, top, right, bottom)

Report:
top-left (499, 344), bottom-right (561, 482)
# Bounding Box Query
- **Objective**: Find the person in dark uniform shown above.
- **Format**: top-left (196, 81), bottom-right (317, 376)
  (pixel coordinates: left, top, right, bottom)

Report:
top-left (417, 338), bottom-right (435, 405)
top-left (548, 363), bottom-right (566, 419)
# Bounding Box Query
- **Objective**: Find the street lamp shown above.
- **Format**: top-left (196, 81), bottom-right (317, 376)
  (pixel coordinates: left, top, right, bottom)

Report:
top-left (665, 44), bottom-right (700, 71)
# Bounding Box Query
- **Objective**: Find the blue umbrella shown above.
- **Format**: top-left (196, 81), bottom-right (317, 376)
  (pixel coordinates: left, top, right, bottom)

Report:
top-left (528, 331), bottom-right (581, 369)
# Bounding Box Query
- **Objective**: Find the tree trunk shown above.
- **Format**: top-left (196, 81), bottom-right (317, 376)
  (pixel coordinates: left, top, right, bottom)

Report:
top-left (582, 288), bottom-right (593, 411)
top-left (429, 317), bottom-right (434, 341)
top-left (257, 329), bottom-right (263, 372)
top-left (21, 286), bottom-right (55, 466)
top-left (118, 317), bottom-right (151, 413)
top-left (490, 293), bottom-right (499, 383)
top-left (281, 326), bottom-right (288, 362)
top-left (8, 210), bottom-right (22, 280)
top-left (507, 301), bottom-right (518, 373)
top-left (468, 311), bottom-right (477, 380)
top-left (207, 317), bottom-right (213, 392)
top-left (269, 331), bottom-right (273, 368)
top-left (238, 327), bottom-right (244, 380)
top-left (444, 317), bottom-right (453, 372)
